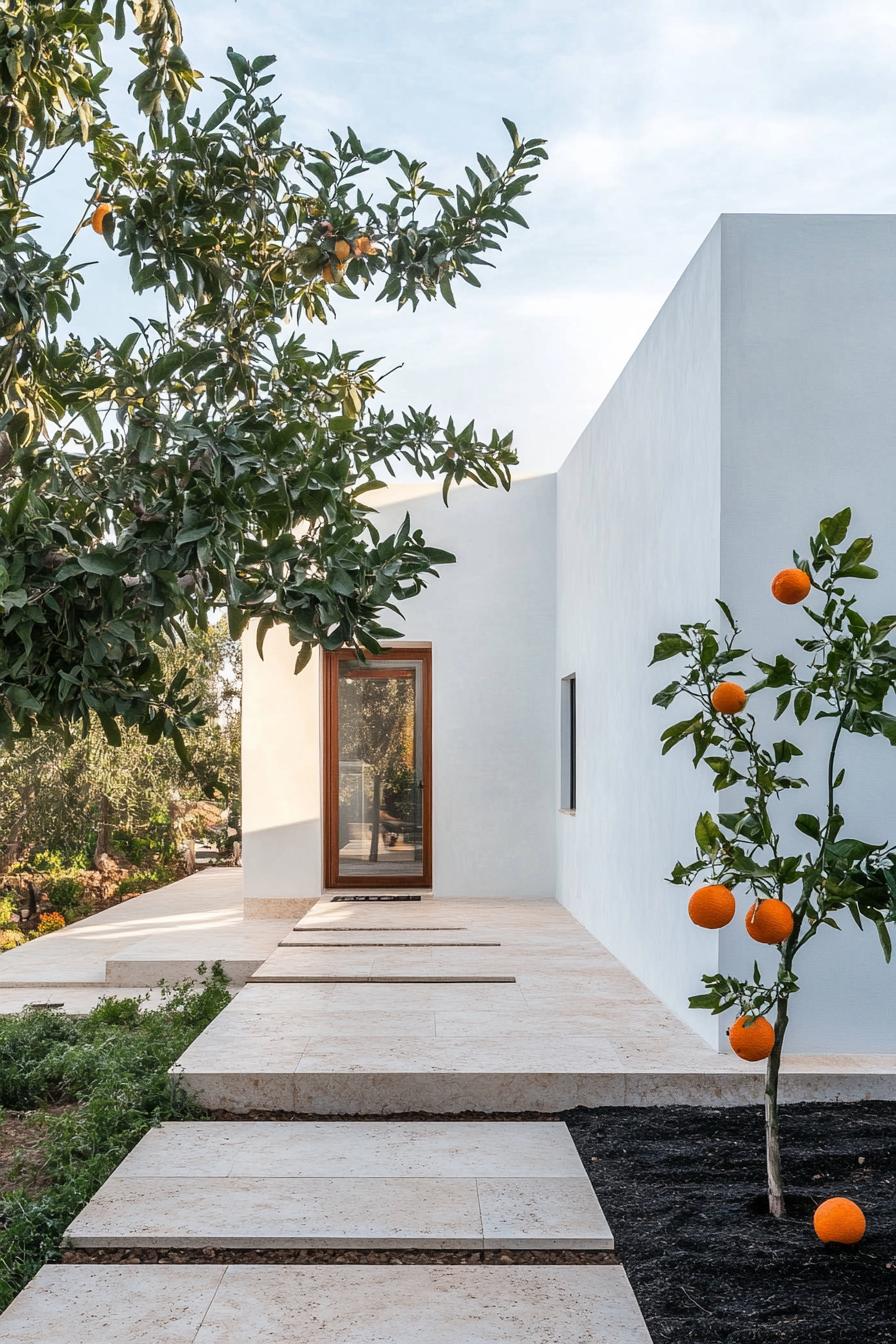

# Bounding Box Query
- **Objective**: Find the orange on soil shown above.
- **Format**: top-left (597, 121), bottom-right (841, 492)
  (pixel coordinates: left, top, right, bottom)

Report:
top-left (813, 1197), bottom-right (866, 1245)
top-left (688, 884), bottom-right (736, 929)
top-left (771, 567), bottom-right (811, 605)
top-left (728, 1014), bottom-right (775, 1061)
top-left (745, 898), bottom-right (794, 944)
top-left (91, 203), bottom-right (112, 234)
top-left (710, 682), bottom-right (748, 715)
top-left (333, 239), bottom-right (351, 263)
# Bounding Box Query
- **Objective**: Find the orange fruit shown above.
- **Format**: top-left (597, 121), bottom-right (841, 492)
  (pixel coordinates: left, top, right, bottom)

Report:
top-left (771, 567), bottom-right (811, 604)
top-left (728, 1013), bottom-right (775, 1061)
top-left (813, 1197), bottom-right (866, 1245)
top-left (333, 239), bottom-right (351, 262)
top-left (710, 682), bottom-right (747, 715)
top-left (354, 234), bottom-right (377, 255)
top-left (91, 203), bottom-right (112, 234)
top-left (688, 884), bottom-right (736, 929)
top-left (321, 262), bottom-right (345, 285)
top-left (745, 898), bottom-right (794, 945)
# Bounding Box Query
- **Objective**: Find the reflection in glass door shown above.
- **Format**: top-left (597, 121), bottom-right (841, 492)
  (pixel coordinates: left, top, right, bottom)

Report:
top-left (324, 648), bottom-right (431, 887)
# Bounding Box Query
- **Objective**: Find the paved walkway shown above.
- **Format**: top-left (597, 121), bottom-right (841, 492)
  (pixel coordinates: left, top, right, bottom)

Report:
top-left (1, 883), bottom-right (894, 1341)
top-left (175, 895), bottom-right (896, 1112)
top-left (64, 1121), bottom-right (614, 1251)
top-left (0, 869), bottom-right (288, 1012)
top-left (0, 1265), bottom-right (651, 1342)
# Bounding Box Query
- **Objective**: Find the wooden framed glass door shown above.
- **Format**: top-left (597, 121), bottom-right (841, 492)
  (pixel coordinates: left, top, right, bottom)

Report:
top-left (323, 647), bottom-right (432, 888)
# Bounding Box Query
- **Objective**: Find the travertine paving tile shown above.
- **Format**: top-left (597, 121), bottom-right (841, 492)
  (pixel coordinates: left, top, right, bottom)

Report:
top-left (478, 1177), bottom-right (613, 1249)
top-left (294, 1034), bottom-right (626, 1075)
top-left (66, 1175), bottom-right (485, 1249)
top-left (194, 1265), bottom-right (653, 1343)
top-left (86, 1121), bottom-right (590, 1181)
top-left (0, 1265), bottom-right (652, 1343)
top-left (64, 1122), bottom-right (611, 1252)
top-left (0, 1265), bottom-right (225, 1343)
top-left (0, 987), bottom-right (167, 1015)
top-left (281, 933), bottom-right (498, 946)
top-left (172, 1013), bottom-right (308, 1072)
top-left (251, 945), bottom-right (516, 983)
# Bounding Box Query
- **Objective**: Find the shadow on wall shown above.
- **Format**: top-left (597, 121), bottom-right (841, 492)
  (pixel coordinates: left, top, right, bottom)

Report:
top-left (242, 819), bottom-right (322, 904)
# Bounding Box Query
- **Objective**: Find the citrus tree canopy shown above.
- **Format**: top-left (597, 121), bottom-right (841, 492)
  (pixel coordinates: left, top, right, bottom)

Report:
top-left (0, 1), bottom-right (545, 760)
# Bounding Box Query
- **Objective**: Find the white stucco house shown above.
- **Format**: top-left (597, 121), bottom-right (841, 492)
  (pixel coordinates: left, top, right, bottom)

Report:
top-left (242, 213), bottom-right (896, 1054)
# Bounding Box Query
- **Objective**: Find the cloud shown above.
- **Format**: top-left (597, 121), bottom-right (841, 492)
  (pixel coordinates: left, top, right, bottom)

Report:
top-left (53, 0), bottom-right (896, 477)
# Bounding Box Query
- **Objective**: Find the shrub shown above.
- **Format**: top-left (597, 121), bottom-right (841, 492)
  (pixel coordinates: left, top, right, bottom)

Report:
top-left (32, 912), bottom-right (66, 937)
top-left (28, 851), bottom-right (67, 875)
top-left (42, 877), bottom-right (87, 923)
top-left (0, 967), bottom-right (230, 1305)
top-left (115, 864), bottom-right (179, 900)
top-left (0, 930), bottom-right (25, 951)
top-left (0, 896), bottom-right (17, 927)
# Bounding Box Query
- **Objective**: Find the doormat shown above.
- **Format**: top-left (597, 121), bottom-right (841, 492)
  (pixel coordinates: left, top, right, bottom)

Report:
top-left (331, 893), bottom-right (422, 902)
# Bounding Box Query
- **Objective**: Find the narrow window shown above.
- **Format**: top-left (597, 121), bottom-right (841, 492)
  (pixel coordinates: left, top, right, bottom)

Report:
top-left (561, 674), bottom-right (576, 812)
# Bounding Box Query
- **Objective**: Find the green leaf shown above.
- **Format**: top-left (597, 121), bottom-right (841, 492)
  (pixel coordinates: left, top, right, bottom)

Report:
top-left (695, 811), bottom-right (721, 856)
top-left (819, 507), bottom-right (851, 546)
top-left (5, 482), bottom-right (30, 529)
top-left (795, 813), bottom-right (822, 841)
top-left (227, 606), bottom-right (250, 640)
top-left (875, 919), bottom-right (892, 964)
top-left (98, 712), bottom-right (122, 747)
top-left (77, 552), bottom-right (127, 576)
top-left (650, 634), bottom-right (689, 664)
top-left (175, 523), bottom-right (215, 545)
top-left (294, 642), bottom-right (312, 674)
top-left (255, 614), bottom-right (274, 660)
top-left (794, 689), bottom-right (812, 724)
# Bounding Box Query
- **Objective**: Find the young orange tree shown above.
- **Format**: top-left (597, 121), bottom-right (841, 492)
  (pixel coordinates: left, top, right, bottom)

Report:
top-left (652, 509), bottom-right (896, 1218)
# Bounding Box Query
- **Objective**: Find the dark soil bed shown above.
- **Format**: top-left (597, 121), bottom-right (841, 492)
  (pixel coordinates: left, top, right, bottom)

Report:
top-left (564, 1102), bottom-right (896, 1344)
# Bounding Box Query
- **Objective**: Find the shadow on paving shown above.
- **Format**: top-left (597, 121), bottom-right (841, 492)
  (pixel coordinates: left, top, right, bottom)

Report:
top-left (563, 1101), bottom-right (896, 1344)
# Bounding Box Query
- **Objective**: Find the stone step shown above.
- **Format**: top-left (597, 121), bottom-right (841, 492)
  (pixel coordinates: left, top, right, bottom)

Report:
top-left (64, 1121), bottom-right (611, 1252)
top-left (280, 936), bottom-right (502, 947)
top-left (0, 987), bottom-right (167, 1016)
top-left (291, 925), bottom-right (469, 932)
top-left (0, 1264), bottom-right (653, 1342)
top-left (104, 924), bottom-right (289, 988)
top-left (171, 988), bottom-right (896, 1113)
top-left (249, 946), bottom-right (517, 984)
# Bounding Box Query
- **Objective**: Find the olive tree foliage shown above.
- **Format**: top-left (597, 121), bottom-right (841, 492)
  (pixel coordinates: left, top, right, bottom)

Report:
top-left (0, 1), bottom-right (546, 762)
top-left (0, 620), bottom-right (240, 871)
top-left (652, 509), bottom-right (896, 1214)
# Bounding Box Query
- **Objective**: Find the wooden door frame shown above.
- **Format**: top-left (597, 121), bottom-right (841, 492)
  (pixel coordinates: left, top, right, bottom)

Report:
top-left (323, 646), bottom-right (432, 889)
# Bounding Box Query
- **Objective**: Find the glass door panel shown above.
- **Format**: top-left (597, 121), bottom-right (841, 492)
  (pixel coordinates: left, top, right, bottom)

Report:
top-left (325, 649), bottom-right (431, 887)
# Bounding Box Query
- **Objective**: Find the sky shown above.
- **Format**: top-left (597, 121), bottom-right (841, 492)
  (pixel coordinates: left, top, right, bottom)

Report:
top-left (50, 0), bottom-right (896, 476)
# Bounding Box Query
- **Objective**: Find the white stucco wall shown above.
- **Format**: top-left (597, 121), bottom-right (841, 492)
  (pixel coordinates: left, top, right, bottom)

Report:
top-left (241, 473), bottom-right (557, 905)
top-left (241, 637), bottom-right (323, 916)
top-left (555, 214), bottom-right (896, 1052)
top-left (358, 474), bottom-right (557, 900)
top-left (555, 222), bottom-right (724, 1046)
top-left (717, 215), bottom-right (896, 1051)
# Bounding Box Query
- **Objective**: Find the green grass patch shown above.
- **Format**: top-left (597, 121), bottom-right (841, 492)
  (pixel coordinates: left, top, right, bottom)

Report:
top-left (0, 969), bottom-right (230, 1308)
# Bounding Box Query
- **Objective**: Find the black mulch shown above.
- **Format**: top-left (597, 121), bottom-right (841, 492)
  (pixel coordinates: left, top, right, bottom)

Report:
top-left (563, 1102), bottom-right (896, 1344)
